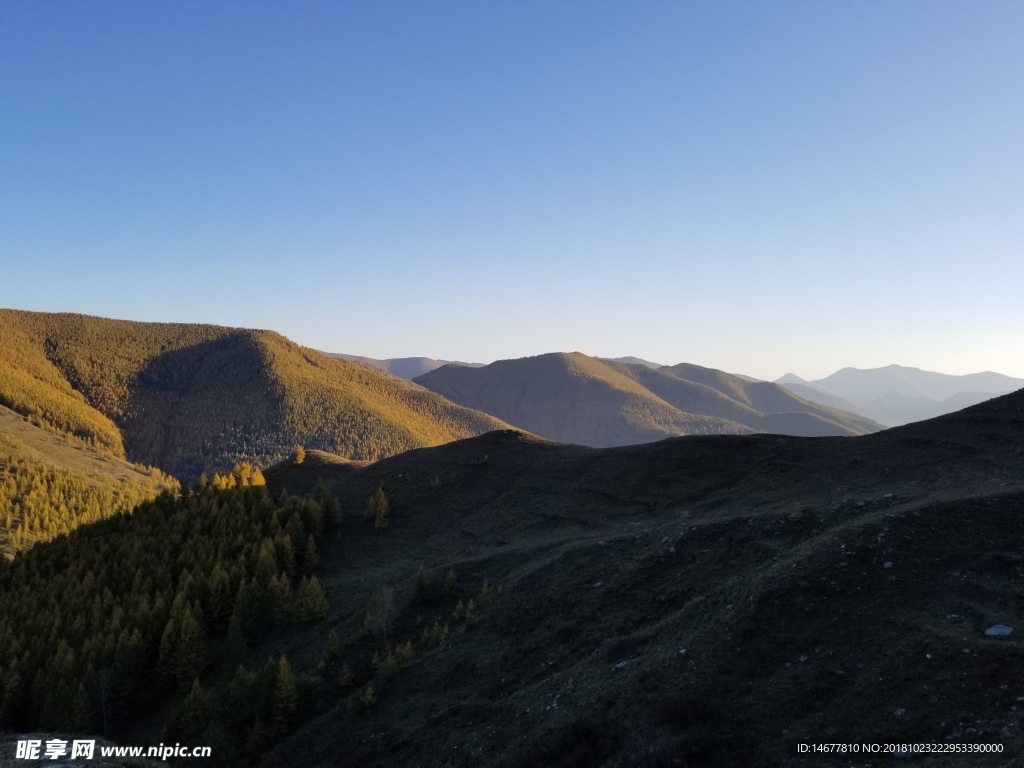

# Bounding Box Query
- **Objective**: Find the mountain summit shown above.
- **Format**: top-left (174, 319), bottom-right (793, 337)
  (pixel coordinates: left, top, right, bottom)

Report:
top-left (414, 352), bottom-right (880, 446)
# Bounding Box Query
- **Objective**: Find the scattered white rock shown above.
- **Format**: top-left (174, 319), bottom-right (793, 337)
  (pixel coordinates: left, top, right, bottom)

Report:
top-left (678, 647), bottom-right (687, 656)
top-left (799, 655), bottom-right (809, 663)
top-left (985, 624), bottom-right (1014, 637)
top-left (612, 661), bottom-right (629, 671)
top-left (593, 581), bottom-right (603, 588)
top-left (884, 562), bottom-right (893, 569)
top-left (926, 653), bottom-right (932, 659)
top-left (883, 493), bottom-right (893, 499)
top-left (894, 708), bottom-right (907, 717)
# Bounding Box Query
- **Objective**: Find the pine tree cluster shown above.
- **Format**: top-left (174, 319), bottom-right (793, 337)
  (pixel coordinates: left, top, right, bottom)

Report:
top-left (0, 480), bottom-right (337, 763)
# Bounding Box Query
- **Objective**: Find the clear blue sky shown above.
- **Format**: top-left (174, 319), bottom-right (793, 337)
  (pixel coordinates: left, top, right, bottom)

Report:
top-left (2, 1), bottom-right (1022, 380)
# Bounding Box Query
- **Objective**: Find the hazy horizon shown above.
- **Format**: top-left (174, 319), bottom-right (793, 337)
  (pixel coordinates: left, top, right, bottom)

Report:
top-left (2, 2), bottom-right (1021, 381)
top-left (327, 347), bottom-right (1024, 384)
top-left (7, 300), bottom-right (1024, 384)
top-left (0, 301), bottom-right (1021, 384)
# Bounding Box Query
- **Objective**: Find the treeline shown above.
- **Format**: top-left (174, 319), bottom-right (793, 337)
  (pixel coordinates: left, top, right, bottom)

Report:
top-left (0, 447), bottom-right (175, 558)
top-left (0, 476), bottom-right (339, 763)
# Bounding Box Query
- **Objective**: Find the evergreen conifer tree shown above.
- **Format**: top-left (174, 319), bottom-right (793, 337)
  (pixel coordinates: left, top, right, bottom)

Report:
top-left (297, 576), bottom-right (329, 620)
top-left (270, 656), bottom-right (297, 735)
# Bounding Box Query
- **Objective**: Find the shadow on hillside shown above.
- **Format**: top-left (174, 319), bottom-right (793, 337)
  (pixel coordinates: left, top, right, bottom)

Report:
top-left (123, 332), bottom-right (281, 479)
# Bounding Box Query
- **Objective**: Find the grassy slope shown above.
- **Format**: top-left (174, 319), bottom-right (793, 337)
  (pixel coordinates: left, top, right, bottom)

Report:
top-left (415, 352), bottom-right (880, 447)
top-left (0, 309), bottom-right (507, 479)
top-left (413, 352), bottom-right (751, 447)
top-left (250, 387), bottom-right (1024, 767)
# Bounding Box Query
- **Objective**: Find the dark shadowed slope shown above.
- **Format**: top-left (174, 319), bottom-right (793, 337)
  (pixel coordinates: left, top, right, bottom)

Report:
top-left (0, 309), bottom-right (507, 479)
top-left (252, 387), bottom-right (1024, 767)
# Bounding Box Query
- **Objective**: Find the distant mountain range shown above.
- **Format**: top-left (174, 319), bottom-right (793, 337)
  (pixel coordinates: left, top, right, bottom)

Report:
top-left (330, 354), bottom-right (671, 379)
top-left (328, 354), bottom-right (485, 380)
top-left (776, 364), bottom-right (1024, 426)
top-left (314, 347), bottom-right (1024, 433)
top-left (605, 356), bottom-right (665, 369)
top-left (413, 352), bottom-right (881, 446)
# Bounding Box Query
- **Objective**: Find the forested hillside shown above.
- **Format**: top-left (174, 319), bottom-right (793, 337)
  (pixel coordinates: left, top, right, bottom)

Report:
top-left (0, 405), bottom-right (175, 557)
top-left (0, 476), bottom-right (338, 766)
top-left (0, 309), bottom-right (507, 480)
